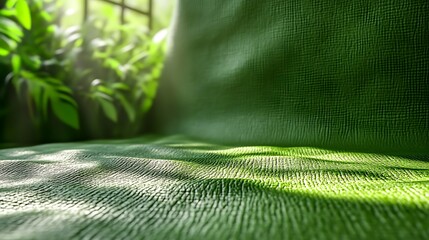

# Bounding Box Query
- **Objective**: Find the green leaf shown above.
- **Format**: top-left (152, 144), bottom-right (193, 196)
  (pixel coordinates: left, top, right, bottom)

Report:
top-left (11, 77), bottom-right (24, 96)
top-left (0, 37), bottom-right (11, 56)
top-left (93, 91), bottom-right (112, 101)
top-left (98, 98), bottom-right (118, 122)
top-left (22, 55), bottom-right (41, 70)
top-left (97, 85), bottom-right (114, 95)
top-left (15, 0), bottom-right (32, 30)
top-left (104, 58), bottom-right (121, 71)
top-left (0, 9), bottom-right (17, 17)
top-left (46, 25), bottom-right (55, 35)
top-left (17, 70), bottom-right (35, 95)
top-left (0, 48), bottom-right (8, 56)
top-left (143, 80), bottom-right (158, 98)
top-left (141, 99), bottom-right (153, 113)
top-left (27, 79), bottom-right (43, 115)
top-left (56, 85), bottom-right (73, 94)
top-left (44, 77), bottom-right (62, 85)
top-left (39, 11), bottom-right (52, 22)
top-left (100, 4), bottom-right (115, 17)
top-left (11, 54), bottom-right (20, 74)
top-left (116, 93), bottom-right (135, 122)
top-left (128, 52), bottom-right (148, 65)
top-left (0, 34), bottom-right (18, 51)
top-left (59, 94), bottom-right (78, 108)
top-left (111, 82), bottom-right (130, 91)
top-left (20, 71), bottom-right (49, 117)
top-left (6, 0), bottom-right (18, 8)
top-left (51, 99), bottom-right (80, 129)
top-left (41, 86), bottom-right (50, 118)
top-left (0, 18), bottom-right (23, 41)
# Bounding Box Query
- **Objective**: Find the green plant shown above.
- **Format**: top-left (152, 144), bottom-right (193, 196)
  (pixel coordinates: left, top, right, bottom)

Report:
top-left (1, 0), bottom-right (79, 130)
top-left (0, 0), bottom-right (31, 56)
top-left (0, 0), bottom-right (167, 143)
top-left (59, 18), bottom-right (166, 136)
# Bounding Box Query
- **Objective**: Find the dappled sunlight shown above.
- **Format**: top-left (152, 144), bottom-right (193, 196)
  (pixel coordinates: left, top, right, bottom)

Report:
top-left (2, 150), bottom-right (38, 158)
top-left (1, 135), bottom-right (428, 239)
top-left (0, 148), bottom-right (99, 188)
top-left (2, 135), bottom-right (427, 206)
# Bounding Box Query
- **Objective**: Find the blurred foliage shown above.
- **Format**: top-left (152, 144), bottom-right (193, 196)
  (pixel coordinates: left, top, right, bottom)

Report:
top-left (0, 0), bottom-right (168, 145)
top-left (61, 0), bottom-right (175, 32)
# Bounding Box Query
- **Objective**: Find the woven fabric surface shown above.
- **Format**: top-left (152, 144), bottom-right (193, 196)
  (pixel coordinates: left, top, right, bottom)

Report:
top-left (152, 0), bottom-right (429, 152)
top-left (1, 135), bottom-right (428, 240)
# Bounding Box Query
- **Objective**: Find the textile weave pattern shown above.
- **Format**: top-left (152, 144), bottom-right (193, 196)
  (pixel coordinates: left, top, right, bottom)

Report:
top-left (153, 0), bottom-right (429, 152)
top-left (1, 136), bottom-right (428, 239)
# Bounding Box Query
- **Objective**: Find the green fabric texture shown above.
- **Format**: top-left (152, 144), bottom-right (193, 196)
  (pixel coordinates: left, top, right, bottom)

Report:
top-left (2, 2), bottom-right (429, 239)
top-left (153, 0), bottom-right (429, 152)
top-left (1, 135), bottom-right (428, 240)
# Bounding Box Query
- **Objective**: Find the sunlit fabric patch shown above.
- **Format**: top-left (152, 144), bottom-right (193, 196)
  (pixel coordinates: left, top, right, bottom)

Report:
top-left (1, 135), bottom-right (428, 240)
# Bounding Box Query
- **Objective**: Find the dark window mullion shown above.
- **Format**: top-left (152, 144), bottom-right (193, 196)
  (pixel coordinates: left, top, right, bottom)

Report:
top-left (148, 0), bottom-right (152, 30)
top-left (83, 0), bottom-right (89, 23)
top-left (82, 0), bottom-right (153, 31)
top-left (120, 0), bottom-right (125, 24)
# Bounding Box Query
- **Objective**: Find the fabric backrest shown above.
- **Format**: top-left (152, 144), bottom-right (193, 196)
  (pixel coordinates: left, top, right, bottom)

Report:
top-left (151, 0), bottom-right (429, 153)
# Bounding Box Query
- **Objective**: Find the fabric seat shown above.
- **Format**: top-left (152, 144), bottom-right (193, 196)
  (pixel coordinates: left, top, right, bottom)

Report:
top-left (1, 135), bottom-right (428, 239)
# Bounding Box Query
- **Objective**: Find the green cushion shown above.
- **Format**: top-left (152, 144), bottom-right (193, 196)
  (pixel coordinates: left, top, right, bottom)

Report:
top-left (1, 136), bottom-right (428, 239)
top-left (152, 1), bottom-right (429, 153)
